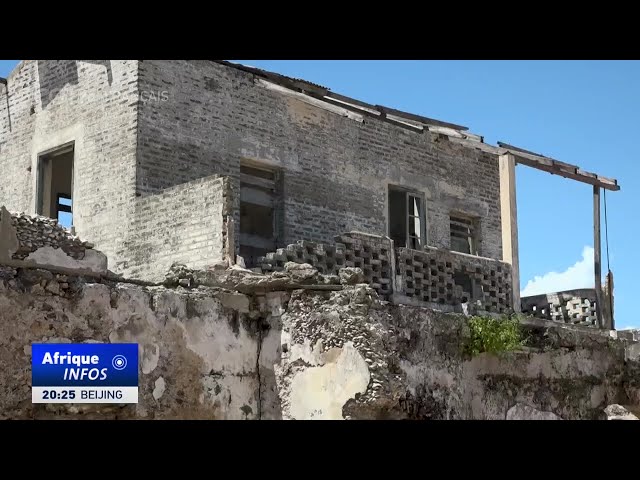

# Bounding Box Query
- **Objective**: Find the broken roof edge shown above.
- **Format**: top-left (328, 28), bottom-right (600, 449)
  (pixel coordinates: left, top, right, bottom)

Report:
top-left (214, 60), bottom-right (470, 132)
top-left (215, 60), bottom-right (619, 191)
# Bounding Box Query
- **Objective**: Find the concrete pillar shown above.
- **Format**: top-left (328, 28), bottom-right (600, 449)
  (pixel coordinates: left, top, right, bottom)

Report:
top-left (499, 154), bottom-right (520, 312)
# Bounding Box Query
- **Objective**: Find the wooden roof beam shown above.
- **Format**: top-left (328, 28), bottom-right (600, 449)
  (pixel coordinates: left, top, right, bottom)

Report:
top-left (497, 142), bottom-right (620, 191)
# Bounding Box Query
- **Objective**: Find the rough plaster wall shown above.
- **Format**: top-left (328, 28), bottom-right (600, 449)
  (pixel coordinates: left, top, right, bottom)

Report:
top-left (288, 342), bottom-right (370, 420)
top-left (0, 268), bottom-right (265, 420)
top-left (0, 60), bottom-right (140, 274)
top-left (2, 259), bottom-right (636, 420)
top-left (274, 287), bottom-right (636, 420)
top-left (117, 175), bottom-right (229, 281)
top-left (394, 308), bottom-right (629, 420)
top-left (135, 61), bottom-right (503, 260)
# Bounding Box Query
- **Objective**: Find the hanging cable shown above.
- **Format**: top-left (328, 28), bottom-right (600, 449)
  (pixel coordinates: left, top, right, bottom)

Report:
top-left (604, 188), bottom-right (614, 329)
top-left (604, 189), bottom-right (611, 272)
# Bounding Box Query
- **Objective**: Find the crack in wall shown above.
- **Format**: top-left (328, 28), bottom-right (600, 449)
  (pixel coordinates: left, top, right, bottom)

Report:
top-left (256, 322), bottom-right (263, 420)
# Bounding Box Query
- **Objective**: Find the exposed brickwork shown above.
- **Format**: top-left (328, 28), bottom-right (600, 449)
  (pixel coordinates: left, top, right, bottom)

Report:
top-left (2, 60), bottom-right (504, 283)
top-left (116, 175), bottom-right (230, 281)
top-left (135, 60), bottom-right (503, 260)
top-left (0, 62), bottom-right (38, 214)
top-left (0, 60), bottom-right (140, 274)
top-left (521, 289), bottom-right (599, 327)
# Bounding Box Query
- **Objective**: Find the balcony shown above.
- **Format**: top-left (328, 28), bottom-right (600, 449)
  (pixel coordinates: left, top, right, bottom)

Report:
top-left (257, 232), bottom-right (514, 315)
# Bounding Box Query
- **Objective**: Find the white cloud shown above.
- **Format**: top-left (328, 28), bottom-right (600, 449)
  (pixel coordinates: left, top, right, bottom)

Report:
top-left (521, 246), bottom-right (594, 297)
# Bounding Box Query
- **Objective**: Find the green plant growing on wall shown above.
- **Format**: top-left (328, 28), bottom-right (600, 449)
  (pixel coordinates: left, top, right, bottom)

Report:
top-left (465, 315), bottom-right (524, 356)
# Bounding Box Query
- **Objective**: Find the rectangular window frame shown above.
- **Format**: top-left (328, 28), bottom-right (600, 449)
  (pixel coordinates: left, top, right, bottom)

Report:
top-left (35, 141), bottom-right (75, 228)
top-left (449, 213), bottom-right (479, 256)
top-left (239, 160), bottom-right (283, 268)
top-left (388, 185), bottom-right (427, 250)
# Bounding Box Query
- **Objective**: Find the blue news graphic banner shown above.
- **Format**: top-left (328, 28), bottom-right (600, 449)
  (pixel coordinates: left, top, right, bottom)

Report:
top-left (32, 343), bottom-right (138, 404)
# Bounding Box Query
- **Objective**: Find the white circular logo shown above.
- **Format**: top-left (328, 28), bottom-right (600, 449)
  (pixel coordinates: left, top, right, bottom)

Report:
top-left (112, 355), bottom-right (127, 370)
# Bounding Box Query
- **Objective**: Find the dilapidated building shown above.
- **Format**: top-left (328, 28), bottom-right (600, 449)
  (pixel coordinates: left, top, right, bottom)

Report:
top-left (0, 60), bottom-right (620, 327)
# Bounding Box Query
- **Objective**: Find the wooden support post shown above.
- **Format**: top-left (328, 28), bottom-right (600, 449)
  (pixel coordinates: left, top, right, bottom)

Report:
top-left (593, 185), bottom-right (604, 329)
top-left (499, 154), bottom-right (521, 312)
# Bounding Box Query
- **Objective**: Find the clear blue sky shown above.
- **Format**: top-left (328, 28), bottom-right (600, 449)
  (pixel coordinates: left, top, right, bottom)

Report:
top-left (1, 60), bottom-right (637, 328)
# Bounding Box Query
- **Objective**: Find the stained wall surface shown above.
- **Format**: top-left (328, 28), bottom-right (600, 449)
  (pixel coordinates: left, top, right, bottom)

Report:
top-left (0, 60), bottom-right (139, 274)
top-left (0, 61), bottom-right (232, 281)
top-left (135, 61), bottom-right (503, 261)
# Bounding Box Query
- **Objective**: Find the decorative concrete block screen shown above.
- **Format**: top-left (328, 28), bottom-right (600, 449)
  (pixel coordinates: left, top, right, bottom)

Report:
top-left (257, 232), bottom-right (394, 298)
top-left (257, 232), bottom-right (513, 313)
top-left (521, 289), bottom-right (598, 327)
top-left (395, 247), bottom-right (513, 313)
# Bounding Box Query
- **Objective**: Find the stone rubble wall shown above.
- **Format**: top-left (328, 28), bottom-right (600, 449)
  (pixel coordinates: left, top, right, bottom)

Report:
top-left (521, 289), bottom-right (598, 327)
top-left (1, 257), bottom-right (640, 420)
top-left (0, 264), bottom-right (275, 420)
top-left (275, 284), bottom-right (640, 420)
top-left (1, 206), bottom-right (107, 276)
top-left (1, 206), bottom-right (92, 261)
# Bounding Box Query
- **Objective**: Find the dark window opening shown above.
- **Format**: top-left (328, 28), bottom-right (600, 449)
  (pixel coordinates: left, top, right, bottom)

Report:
top-left (36, 143), bottom-right (74, 229)
top-left (239, 162), bottom-right (283, 268)
top-left (450, 214), bottom-right (478, 255)
top-left (388, 186), bottom-right (426, 250)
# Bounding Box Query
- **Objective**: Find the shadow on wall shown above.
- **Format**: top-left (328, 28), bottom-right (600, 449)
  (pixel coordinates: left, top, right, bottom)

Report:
top-left (38, 60), bottom-right (112, 109)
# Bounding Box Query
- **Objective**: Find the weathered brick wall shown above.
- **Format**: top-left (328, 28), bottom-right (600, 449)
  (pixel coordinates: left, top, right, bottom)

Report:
top-left (117, 175), bottom-right (231, 281)
top-left (0, 62), bottom-right (37, 214)
top-left (521, 289), bottom-right (599, 327)
top-left (1, 60), bottom-right (504, 282)
top-left (135, 61), bottom-right (503, 260)
top-left (0, 60), bottom-right (140, 274)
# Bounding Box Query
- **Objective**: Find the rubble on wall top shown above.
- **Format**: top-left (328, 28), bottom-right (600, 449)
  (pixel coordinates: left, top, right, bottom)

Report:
top-left (4, 209), bottom-right (94, 249)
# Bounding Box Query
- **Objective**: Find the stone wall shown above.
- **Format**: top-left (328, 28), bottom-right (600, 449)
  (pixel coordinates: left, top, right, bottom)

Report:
top-left (0, 206), bottom-right (107, 276)
top-left (521, 289), bottom-right (600, 327)
top-left (135, 60), bottom-right (503, 261)
top-left (2, 255), bottom-right (639, 420)
top-left (275, 285), bottom-right (638, 420)
top-left (1, 60), bottom-right (505, 282)
top-left (116, 175), bottom-right (232, 282)
top-left (0, 60), bottom-right (140, 274)
top-left (0, 265), bottom-right (278, 420)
